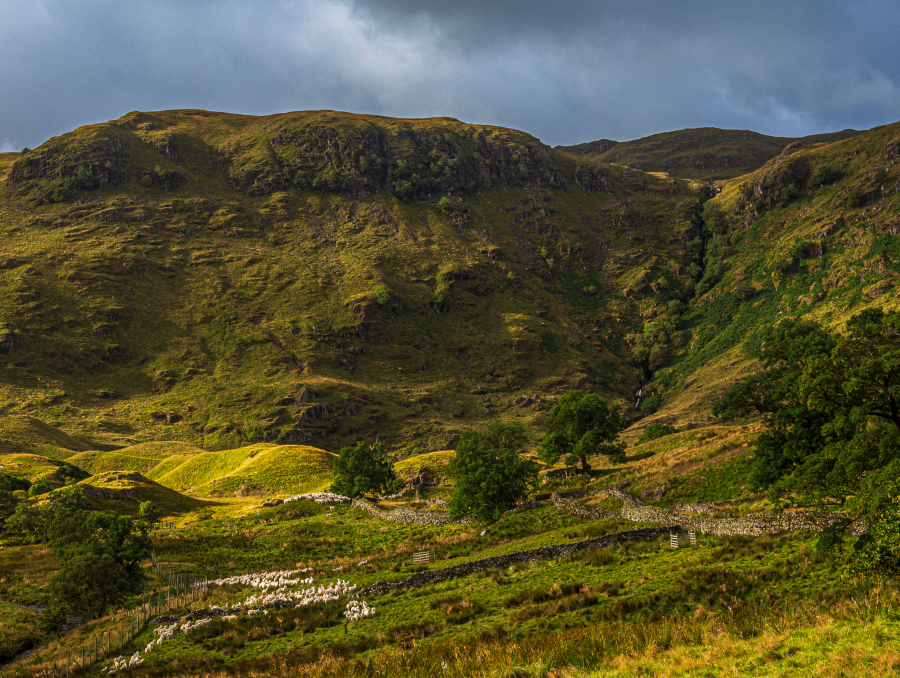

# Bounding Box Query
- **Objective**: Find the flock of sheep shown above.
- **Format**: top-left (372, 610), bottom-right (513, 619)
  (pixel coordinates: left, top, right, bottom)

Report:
top-left (284, 491), bottom-right (352, 504)
top-left (104, 572), bottom-right (376, 672)
top-left (100, 492), bottom-right (396, 672)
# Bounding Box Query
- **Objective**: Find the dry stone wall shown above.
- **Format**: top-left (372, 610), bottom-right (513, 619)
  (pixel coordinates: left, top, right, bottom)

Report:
top-left (552, 489), bottom-right (866, 537)
top-left (357, 526), bottom-right (668, 597)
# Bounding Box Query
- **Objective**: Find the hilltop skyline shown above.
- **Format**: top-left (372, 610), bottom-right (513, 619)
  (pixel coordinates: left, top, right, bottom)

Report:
top-left (1, 0), bottom-right (899, 151)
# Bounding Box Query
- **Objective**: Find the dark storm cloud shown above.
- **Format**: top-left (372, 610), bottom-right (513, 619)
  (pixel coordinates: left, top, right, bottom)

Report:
top-left (0, 0), bottom-right (898, 151)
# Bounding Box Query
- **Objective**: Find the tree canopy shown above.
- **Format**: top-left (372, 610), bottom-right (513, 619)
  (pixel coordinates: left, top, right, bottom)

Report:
top-left (715, 309), bottom-right (900, 576)
top-left (448, 422), bottom-right (539, 522)
top-left (537, 391), bottom-right (626, 473)
top-left (6, 488), bottom-right (152, 617)
top-left (330, 440), bottom-right (401, 498)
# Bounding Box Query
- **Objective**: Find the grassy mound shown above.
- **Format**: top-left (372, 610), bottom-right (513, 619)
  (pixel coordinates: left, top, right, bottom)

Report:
top-left (148, 444), bottom-right (335, 495)
top-left (0, 453), bottom-right (88, 486)
top-left (0, 415), bottom-right (100, 459)
top-left (69, 441), bottom-right (206, 475)
top-left (394, 449), bottom-right (456, 480)
top-left (77, 471), bottom-right (207, 514)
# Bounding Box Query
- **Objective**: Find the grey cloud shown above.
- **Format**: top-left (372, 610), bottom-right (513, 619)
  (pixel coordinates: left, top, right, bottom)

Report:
top-left (0, 0), bottom-right (897, 150)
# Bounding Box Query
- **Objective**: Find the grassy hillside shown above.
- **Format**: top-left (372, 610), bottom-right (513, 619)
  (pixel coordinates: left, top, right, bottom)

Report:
top-left (147, 443), bottom-right (335, 495)
top-left (0, 415), bottom-right (106, 459)
top-left (641, 120), bottom-right (900, 426)
top-left (77, 471), bottom-right (208, 514)
top-left (0, 109), bottom-right (708, 457)
top-left (557, 127), bottom-right (861, 181)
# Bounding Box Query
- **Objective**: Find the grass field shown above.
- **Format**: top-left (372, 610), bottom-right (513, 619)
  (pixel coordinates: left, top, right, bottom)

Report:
top-left (2, 111), bottom-right (900, 676)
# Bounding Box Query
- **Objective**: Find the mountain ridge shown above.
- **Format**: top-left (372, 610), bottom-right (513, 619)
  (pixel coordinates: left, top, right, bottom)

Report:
top-left (556, 126), bottom-right (862, 181)
top-left (1, 110), bottom-right (898, 459)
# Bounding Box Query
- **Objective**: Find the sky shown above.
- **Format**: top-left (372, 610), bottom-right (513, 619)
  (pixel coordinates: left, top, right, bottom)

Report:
top-left (1, 0), bottom-right (899, 151)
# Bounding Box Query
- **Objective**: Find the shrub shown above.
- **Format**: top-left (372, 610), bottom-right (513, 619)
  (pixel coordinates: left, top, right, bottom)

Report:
top-left (701, 202), bottom-right (727, 236)
top-left (28, 478), bottom-right (54, 497)
top-left (790, 240), bottom-right (817, 260)
top-left (733, 280), bottom-right (755, 301)
top-left (812, 164), bottom-right (842, 186)
top-left (330, 441), bottom-right (401, 498)
top-left (847, 186), bottom-right (868, 207)
top-left (637, 422), bottom-right (680, 445)
top-left (36, 606), bottom-right (68, 636)
top-left (772, 255), bottom-right (795, 276)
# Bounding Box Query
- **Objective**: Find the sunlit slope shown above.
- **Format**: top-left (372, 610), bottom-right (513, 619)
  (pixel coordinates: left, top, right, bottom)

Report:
top-left (394, 449), bottom-right (456, 480)
top-left (147, 443), bottom-right (335, 495)
top-left (558, 127), bottom-right (861, 181)
top-left (0, 415), bottom-right (105, 459)
top-left (0, 108), bottom-right (708, 455)
top-left (69, 441), bottom-right (206, 475)
top-left (593, 424), bottom-right (761, 504)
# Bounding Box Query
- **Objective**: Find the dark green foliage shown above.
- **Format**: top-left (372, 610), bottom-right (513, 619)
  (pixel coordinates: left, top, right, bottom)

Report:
top-left (48, 552), bottom-right (133, 619)
top-left (713, 319), bottom-right (836, 492)
top-left (640, 393), bottom-right (662, 415)
top-left (7, 487), bottom-right (93, 547)
top-left (20, 147), bottom-right (30, 155)
top-left (7, 487), bottom-right (151, 616)
top-left (448, 422), bottom-right (539, 522)
top-left (733, 280), bottom-right (755, 301)
top-left (36, 606), bottom-right (68, 636)
top-left (771, 254), bottom-right (795, 276)
top-left (0, 490), bottom-right (19, 528)
top-left (717, 309), bottom-right (900, 576)
top-left (0, 472), bottom-right (30, 492)
top-left (816, 518), bottom-right (851, 559)
top-left (631, 319), bottom-right (677, 373)
top-left (812, 164), bottom-right (842, 186)
top-left (636, 423), bottom-right (680, 445)
top-left (848, 186), bottom-right (868, 207)
top-left (27, 478), bottom-right (54, 497)
top-left (701, 202), bottom-right (728, 236)
top-left (51, 165), bottom-right (98, 202)
top-left (139, 500), bottom-right (162, 526)
top-left (538, 390), bottom-right (625, 472)
top-left (330, 440), bottom-right (401, 498)
top-left (151, 164), bottom-right (184, 190)
top-left (790, 240), bottom-right (818, 260)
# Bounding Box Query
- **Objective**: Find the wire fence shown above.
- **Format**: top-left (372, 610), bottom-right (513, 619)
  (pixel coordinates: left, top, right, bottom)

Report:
top-left (0, 548), bottom-right (209, 677)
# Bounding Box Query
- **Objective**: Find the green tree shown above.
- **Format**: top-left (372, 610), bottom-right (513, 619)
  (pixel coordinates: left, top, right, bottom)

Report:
top-left (636, 422), bottom-right (680, 445)
top-left (448, 422), bottom-right (539, 522)
top-left (715, 309), bottom-right (900, 574)
top-left (138, 500), bottom-right (162, 526)
top-left (7, 487), bottom-right (92, 547)
top-left (538, 391), bottom-right (626, 473)
top-left (0, 490), bottom-right (19, 529)
top-left (48, 553), bottom-right (132, 619)
top-left (36, 606), bottom-right (68, 636)
top-left (330, 441), bottom-right (401, 498)
top-left (713, 319), bottom-right (836, 493)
